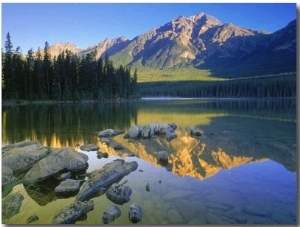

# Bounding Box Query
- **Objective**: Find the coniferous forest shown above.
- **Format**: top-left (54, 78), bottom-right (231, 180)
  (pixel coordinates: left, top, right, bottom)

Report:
top-left (2, 33), bottom-right (139, 102)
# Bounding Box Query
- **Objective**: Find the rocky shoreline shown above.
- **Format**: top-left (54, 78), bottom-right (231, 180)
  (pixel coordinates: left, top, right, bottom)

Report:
top-left (2, 122), bottom-right (181, 224)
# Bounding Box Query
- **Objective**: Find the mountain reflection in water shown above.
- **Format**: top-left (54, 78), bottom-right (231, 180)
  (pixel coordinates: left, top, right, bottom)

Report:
top-left (2, 98), bottom-right (297, 224)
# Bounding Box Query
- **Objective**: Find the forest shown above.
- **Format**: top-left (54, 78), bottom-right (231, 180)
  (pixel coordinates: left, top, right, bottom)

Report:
top-left (2, 32), bottom-right (296, 101)
top-left (2, 33), bottom-right (139, 102)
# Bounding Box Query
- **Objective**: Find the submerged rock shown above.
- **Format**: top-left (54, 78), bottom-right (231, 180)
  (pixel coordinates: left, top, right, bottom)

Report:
top-left (52, 200), bottom-right (94, 224)
top-left (76, 159), bottom-right (138, 201)
top-left (128, 203), bottom-right (143, 223)
top-left (190, 126), bottom-right (203, 136)
top-left (97, 129), bottom-right (125, 138)
top-left (80, 144), bottom-right (99, 151)
top-left (54, 171), bottom-right (72, 181)
top-left (102, 205), bottom-right (121, 224)
top-left (2, 166), bottom-right (14, 187)
top-left (26, 214), bottom-right (39, 224)
top-left (24, 147), bottom-right (88, 185)
top-left (156, 150), bottom-right (169, 163)
top-left (2, 141), bottom-right (49, 174)
top-left (2, 192), bottom-right (24, 219)
top-left (106, 182), bottom-right (132, 204)
top-left (54, 179), bottom-right (84, 195)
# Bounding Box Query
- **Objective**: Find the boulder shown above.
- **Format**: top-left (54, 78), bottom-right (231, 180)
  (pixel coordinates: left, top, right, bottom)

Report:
top-left (97, 129), bottom-right (125, 138)
top-left (165, 132), bottom-right (177, 141)
top-left (190, 126), bottom-right (203, 136)
top-left (52, 200), bottom-right (94, 224)
top-left (2, 141), bottom-right (49, 174)
top-left (2, 192), bottom-right (24, 219)
top-left (2, 166), bottom-right (14, 187)
top-left (26, 214), bottom-right (39, 224)
top-left (24, 147), bottom-right (88, 185)
top-left (79, 144), bottom-right (99, 151)
top-left (102, 205), bottom-right (121, 224)
top-left (106, 182), bottom-right (132, 204)
top-left (156, 150), bottom-right (169, 163)
top-left (128, 122), bottom-right (177, 140)
top-left (128, 203), bottom-right (143, 223)
top-left (76, 159), bottom-right (138, 201)
top-left (54, 179), bottom-right (84, 195)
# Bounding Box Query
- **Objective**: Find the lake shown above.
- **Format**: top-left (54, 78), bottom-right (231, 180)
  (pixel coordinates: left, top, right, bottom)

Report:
top-left (1, 98), bottom-right (297, 224)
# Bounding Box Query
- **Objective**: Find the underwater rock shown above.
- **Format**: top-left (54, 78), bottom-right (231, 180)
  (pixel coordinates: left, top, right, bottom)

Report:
top-left (52, 200), bottom-right (94, 224)
top-left (106, 182), bottom-right (132, 204)
top-left (26, 214), bottom-right (39, 224)
top-left (2, 192), bottom-right (24, 219)
top-left (128, 203), bottom-right (143, 223)
top-left (54, 171), bottom-right (72, 181)
top-left (24, 147), bottom-right (88, 185)
top-left (102, 205), bottom-right (121, 224)
top-left (80, 144), bottom-right (99, 151)
top-left (54, 179), bottom-right (84, 195)
top-left (76, 159), bottom-right (138, 201)
top-left (2, 165), bottom-right (14, 187)
top-left (190, 126), bottom-right (203, 136)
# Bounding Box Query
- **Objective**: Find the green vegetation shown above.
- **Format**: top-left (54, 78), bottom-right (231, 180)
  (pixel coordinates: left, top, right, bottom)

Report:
top-left (2, 33), bottom-right (139, 102)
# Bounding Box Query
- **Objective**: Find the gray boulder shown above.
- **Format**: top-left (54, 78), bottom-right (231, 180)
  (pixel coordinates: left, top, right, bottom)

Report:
top-left (102, 205), bottom-right (121, 224)
top-left (24, 147), bottom-right (88, 185)
top-left (128, 125), bottom-right (143, 139)
top-left (128, 203), bottom-right (143, 223)
top-left (80, 144), bottom-right (99, 151)
top-left (54, 179), bottom-right (84, 195)
top-left (76, 159), bottom-right (138, 201)
top-left (2, 141), bottom-right (49, 174)
top-left (97, 129), bottom-right (125, 138)
top-left (2, 166), bottom-right (14, 187)
top-left (156, 150), bottom-right (169, 163)
top-left (190, 126), bottom-right (203, 136)
top-left (52, 200), bottom-right (94, 224)
top-left (2, 192), bottom-right (24, 219)
top-left (106, 182), bottom-right (132, 204)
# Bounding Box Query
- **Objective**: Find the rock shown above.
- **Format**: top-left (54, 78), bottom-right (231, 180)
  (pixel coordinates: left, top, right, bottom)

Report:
top-left (102, 205), bottom-right (121, 224)
top-left (54, 179), bottom-right (84, 195)
top-left (76, 159), bottom-right (138, 201)
top-left (2, 141), bottom-right (49, 174)
top-left (26, 214), bottom-right (39, 224)
top-left (24, 147), bottom-right (88, 185)
top-left (106, 182), bottom-right (132, 204)
top-left (190, 126), bottom-right (203, 136)
top-left (100, 138), bottom-right (111, 144)
top-left (2, 166), bottom-right (14, 187)
top-left (80, 144), bottom-right (99, 151)
top-left (52, 200), bottom-right (94, 224)
top-left (165, 132), bottom-right (177, 141)
top-left (128, 203), bottom-right (143, 223)
top-left (156, 150), bottom-right (169, 163)
top-left (97, 152), bottom-right (109, 159)
top-left (2, 192), bottom-right (24, 219)
top-left (145, 183), bottom-right (150, 192)
top-left (128, 125), bottom-right (143, 139)
top-left (54, 171), bottom-right (72, 181)
top-left (97, 129), bottom-right (125, 138)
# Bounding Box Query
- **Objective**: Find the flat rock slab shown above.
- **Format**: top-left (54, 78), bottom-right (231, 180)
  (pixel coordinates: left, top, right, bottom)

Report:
top-left (102, 205), bottom-right (121, 224)
top-left (52, 200), bottom-right (94, 224)
top-left (2, 192), bottom-right (24, 219)
top-left (96, 129), bottom-right (125, 138)
top-left (2, 141), bottom-right (49, 173)
top-left (76, 159), bottom-right (138, 201)
top-left (24, 147), bottom-right (88, 185)
top-left (55, 179), bottom-right (84, 195)
top-left (80, 144), bottom-right (99, 151)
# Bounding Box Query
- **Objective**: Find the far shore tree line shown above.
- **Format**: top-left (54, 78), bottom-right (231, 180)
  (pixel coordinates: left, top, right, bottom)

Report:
top-left (2, 32), bottom-right (139, 102)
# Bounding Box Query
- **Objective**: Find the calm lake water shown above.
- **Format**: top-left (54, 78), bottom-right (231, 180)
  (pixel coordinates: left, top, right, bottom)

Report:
top-left (2, 98), bottom-right (297, 224)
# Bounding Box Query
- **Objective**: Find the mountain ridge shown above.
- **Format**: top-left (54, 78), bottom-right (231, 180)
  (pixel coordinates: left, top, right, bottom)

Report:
top-left (45, 12), bottom-right (296, 77)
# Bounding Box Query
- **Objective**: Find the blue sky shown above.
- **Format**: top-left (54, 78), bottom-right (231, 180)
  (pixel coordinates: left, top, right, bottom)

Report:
top-left (1, 3), bottom-right (297, 54)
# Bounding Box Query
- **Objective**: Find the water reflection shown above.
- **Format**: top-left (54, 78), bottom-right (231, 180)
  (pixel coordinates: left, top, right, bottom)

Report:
top-left (2, 98), bottom-right (296, 182)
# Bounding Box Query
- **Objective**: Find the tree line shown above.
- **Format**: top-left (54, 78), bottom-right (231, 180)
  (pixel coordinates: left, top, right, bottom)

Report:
top-left (2, 32), bottom-right (139, 102)
top-left (139, 74), bottom-right (296, 98)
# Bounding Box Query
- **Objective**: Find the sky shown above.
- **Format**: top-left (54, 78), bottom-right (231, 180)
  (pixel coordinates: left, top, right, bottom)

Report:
top-left (1, 2), bottom-right (297, 54)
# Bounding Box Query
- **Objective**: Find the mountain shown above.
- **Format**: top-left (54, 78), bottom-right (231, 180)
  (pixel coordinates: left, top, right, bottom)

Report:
top-left (46, 12), bottom-right (296, 78)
